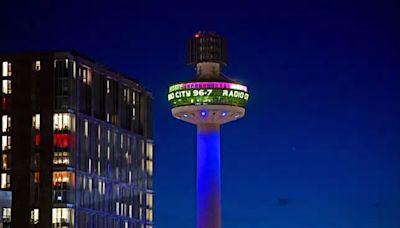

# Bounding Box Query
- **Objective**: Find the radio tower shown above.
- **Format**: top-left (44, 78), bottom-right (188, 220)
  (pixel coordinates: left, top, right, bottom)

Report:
top-left (167, 32), bottom-right (249, 228)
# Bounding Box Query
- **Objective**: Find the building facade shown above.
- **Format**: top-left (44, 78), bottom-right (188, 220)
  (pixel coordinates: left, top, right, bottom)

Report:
top-left (0, 52), bottom-right (153, 228)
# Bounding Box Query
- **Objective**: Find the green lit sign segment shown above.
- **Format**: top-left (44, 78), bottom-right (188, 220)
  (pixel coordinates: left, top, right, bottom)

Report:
top-left (167, 82), bottom-right (249, 108)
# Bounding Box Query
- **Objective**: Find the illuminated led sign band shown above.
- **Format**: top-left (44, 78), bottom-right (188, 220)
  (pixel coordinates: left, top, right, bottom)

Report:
top-left (168, 82), bottom-right (248, 93)
top-left (168, 82), bottom-right (249, 108)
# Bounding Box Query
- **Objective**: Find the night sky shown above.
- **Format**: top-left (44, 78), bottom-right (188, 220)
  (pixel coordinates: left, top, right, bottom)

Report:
top-left (1, 0), bottom-right (400, 227)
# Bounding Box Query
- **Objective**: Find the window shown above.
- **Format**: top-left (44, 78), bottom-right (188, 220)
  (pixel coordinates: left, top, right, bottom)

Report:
top-left (52, 208), bottom-right (74, 227)
top-left (146, 160), bottom-right (153, 176)
top-left (31, 208), bottom-right (39, 224)
top-left (79, 67), bottom-right (92, 114)
top-left (54, 113), bottom-right (73, 166)
top-left (2, 61), bottom-right (11, 77)
top-left (146, 143), bottom-right (153, 176)
top-left (72, 61), bottom-right (76, 79)
top-left (54, 59), bottom-right (72, 110)
top-left (54, 152), bottom-right (70, 165)
top-left (106, 80), bottom-right (110, 94)
top-left (34, 172), bottom-right (39, 183)
top-left (123, 88), bottom-right (127, 101)
top-left (2, 136), bottom-right (11, 151)
top-left (81, 68), bottom-right (91, 85)
top-left (54, 113), bottom-right (73, 131)
top-left (2, 152), bottom-right (9, 170)
top-left (2, 115), bottom-right (11, 132)
top-left (2, 207), bottom-right (11, 223)
top-left (53, 171), bottom-right (74, 187)
top-left (34, 61), bottom-right (41, 71)
top-left (1, 173), bottom-right (10, 189)
top-left (146, 193), bottom-right (153, 208)
top-left (146, 208), bottom-right (153, 222)
top-left (32, 114), bottom-right (40, 130)
top-left (53, 172), bottom-right (75, 204)
top-left (84, 120), bottom-right (88, 137)
top-left (146, 143), bottom-right (153, 160)
top-left (2, 80), bottom-right (11, 94)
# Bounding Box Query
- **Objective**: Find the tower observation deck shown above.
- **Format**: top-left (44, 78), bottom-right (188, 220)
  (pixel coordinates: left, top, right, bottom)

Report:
top-left (167, 32), bottom-right (249, 228)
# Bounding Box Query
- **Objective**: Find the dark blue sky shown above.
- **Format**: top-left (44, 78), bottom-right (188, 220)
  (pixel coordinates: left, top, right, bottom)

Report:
top-left (1, 0), bottom-right (400, 227)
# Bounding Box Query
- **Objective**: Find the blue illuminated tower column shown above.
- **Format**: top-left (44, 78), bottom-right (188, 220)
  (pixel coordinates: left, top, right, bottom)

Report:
top-left (197, 123), bottom-right (221, 227)
top-left (168, 32), bottom-right (250, 228)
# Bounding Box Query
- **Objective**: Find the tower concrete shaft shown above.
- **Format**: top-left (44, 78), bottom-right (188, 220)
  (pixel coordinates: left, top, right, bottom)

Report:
top-left (196, 124), bottom-right (221, 228)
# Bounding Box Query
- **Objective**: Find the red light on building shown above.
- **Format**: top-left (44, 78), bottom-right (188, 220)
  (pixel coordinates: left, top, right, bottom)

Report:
top-left (54, 134), bottom-right (70, 148)
top-left (2, 97), bottom-right (6, 111)
top-left (34, 133), bottom-right (73, 148)
top-left (35, 134), bottom-right (40, 146)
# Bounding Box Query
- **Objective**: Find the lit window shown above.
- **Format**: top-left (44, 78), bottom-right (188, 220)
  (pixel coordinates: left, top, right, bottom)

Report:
top-left (106, 80), bottom-right (110, 94)
top-left (52, 208), bottom-right (74, 227)
top-left (2, 115), bottom-right (11, 132)
top-left (34, 61), bottom-right (41, 71)
top-left (1, 173), bottom-right (10, 189)
top-left (146, 208), bottom-right (153, 222)
top-left (81, 68), bottom-right (92, 85)
top-left (53, 172), bottom-right (74, 203)
top-left (82, 68), bottom-right (87, 83)
top-left (116, 202), bottom-right (120, 215)
top-left (32, 114), bottom-right (40, 130)
top-left (97, 180), bottom-right (102, 194)
top-left (53, 171), bottom-right (74, 187)
top-left (147, 160), bottom-right (153, 176)
top-left (2, 62), bottom-right (11, 77)
top-left (132, 91), bottom-right (136, 105)
top-left (97, 161), bottom-right (100, 175)
top-left (71, 61), bottom-right (76, 79)
top-left (2, 153), bottom-right (9, 170)
top-left (2, 207), bottom-right (11, 223)
top-left (97, 125), bottom-right (101, 139)
top-left (2, 62), bottom-right (7, 76)
top-left (34, 172), bottom-right (40, 183)
top-left (84, 120), bottom-right (88, 137)
top-left (146, 193), bottom-right (153, 208)
top-left (54, 113), bottom-right (73, 131)
top-left (31, 208), bottom-right (39, 224)
top-left (2, 80), bottom-right (11, 94)
top-left (88, 177), bottom-right (92, 192)
top-left (53, 152), bottom-right (70, 165)
top-left (2, 136), bottom-right (11, 151)
top-left (146, 143), bottom-right (153, 160)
